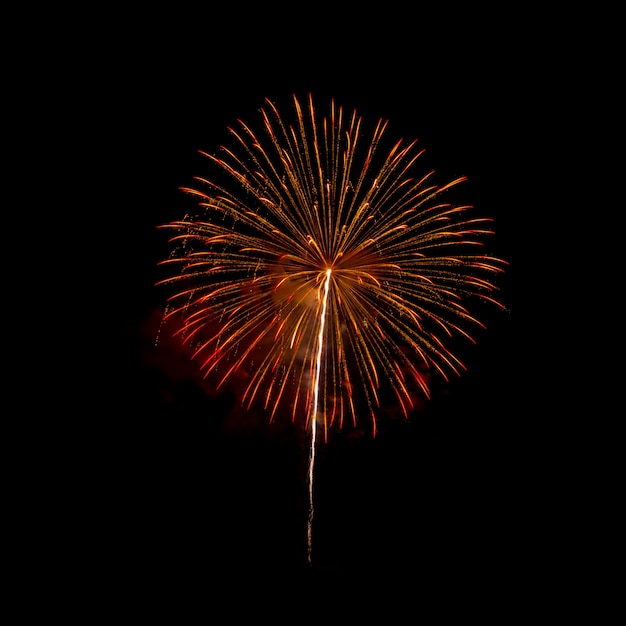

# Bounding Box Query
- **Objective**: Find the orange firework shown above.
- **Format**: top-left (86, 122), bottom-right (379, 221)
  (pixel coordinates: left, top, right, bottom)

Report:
top-left (156, 93), bottom-right (507, 440)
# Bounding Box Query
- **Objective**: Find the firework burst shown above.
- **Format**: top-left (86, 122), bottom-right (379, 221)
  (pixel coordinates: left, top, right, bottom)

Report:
top-left (157, 93), bottom-right (507, 440)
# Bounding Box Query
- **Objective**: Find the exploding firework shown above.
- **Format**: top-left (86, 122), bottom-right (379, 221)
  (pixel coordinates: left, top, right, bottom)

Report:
top-left (156, 93), bottom-right (508, 566)
top-left (157, 93), bottom-right (507, 440)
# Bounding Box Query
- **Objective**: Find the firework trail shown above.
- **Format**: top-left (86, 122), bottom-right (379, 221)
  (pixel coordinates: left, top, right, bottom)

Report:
top-left (156, 93), bottom-right (507, 565)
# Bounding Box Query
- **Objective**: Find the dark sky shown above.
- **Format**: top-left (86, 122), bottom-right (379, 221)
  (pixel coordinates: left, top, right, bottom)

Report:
top-left (50, 10), bottom-right (591, 615)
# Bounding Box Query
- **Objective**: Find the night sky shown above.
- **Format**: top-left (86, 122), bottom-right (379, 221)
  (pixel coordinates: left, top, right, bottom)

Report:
top-left (43, 9), bottom-right (600, 617)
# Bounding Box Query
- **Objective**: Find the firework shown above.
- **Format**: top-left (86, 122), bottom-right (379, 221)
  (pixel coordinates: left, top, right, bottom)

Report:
top-left (156, 94), bottom-right (507, 439)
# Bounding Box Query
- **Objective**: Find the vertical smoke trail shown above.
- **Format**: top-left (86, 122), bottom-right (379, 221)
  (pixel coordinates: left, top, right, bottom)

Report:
top-left (307, 269), bottom-right (332, 566)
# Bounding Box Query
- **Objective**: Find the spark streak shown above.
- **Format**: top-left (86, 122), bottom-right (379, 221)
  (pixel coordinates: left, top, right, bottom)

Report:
top-left (307, 268), bottom-right (332, 565)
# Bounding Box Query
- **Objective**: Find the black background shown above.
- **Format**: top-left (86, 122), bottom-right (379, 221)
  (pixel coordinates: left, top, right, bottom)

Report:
top-left (28, 6), bottom-right (609, 619)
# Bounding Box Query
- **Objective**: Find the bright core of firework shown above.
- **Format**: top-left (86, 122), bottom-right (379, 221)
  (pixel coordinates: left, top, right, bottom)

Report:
top-left (157, 93), bottom-right (507, 438)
